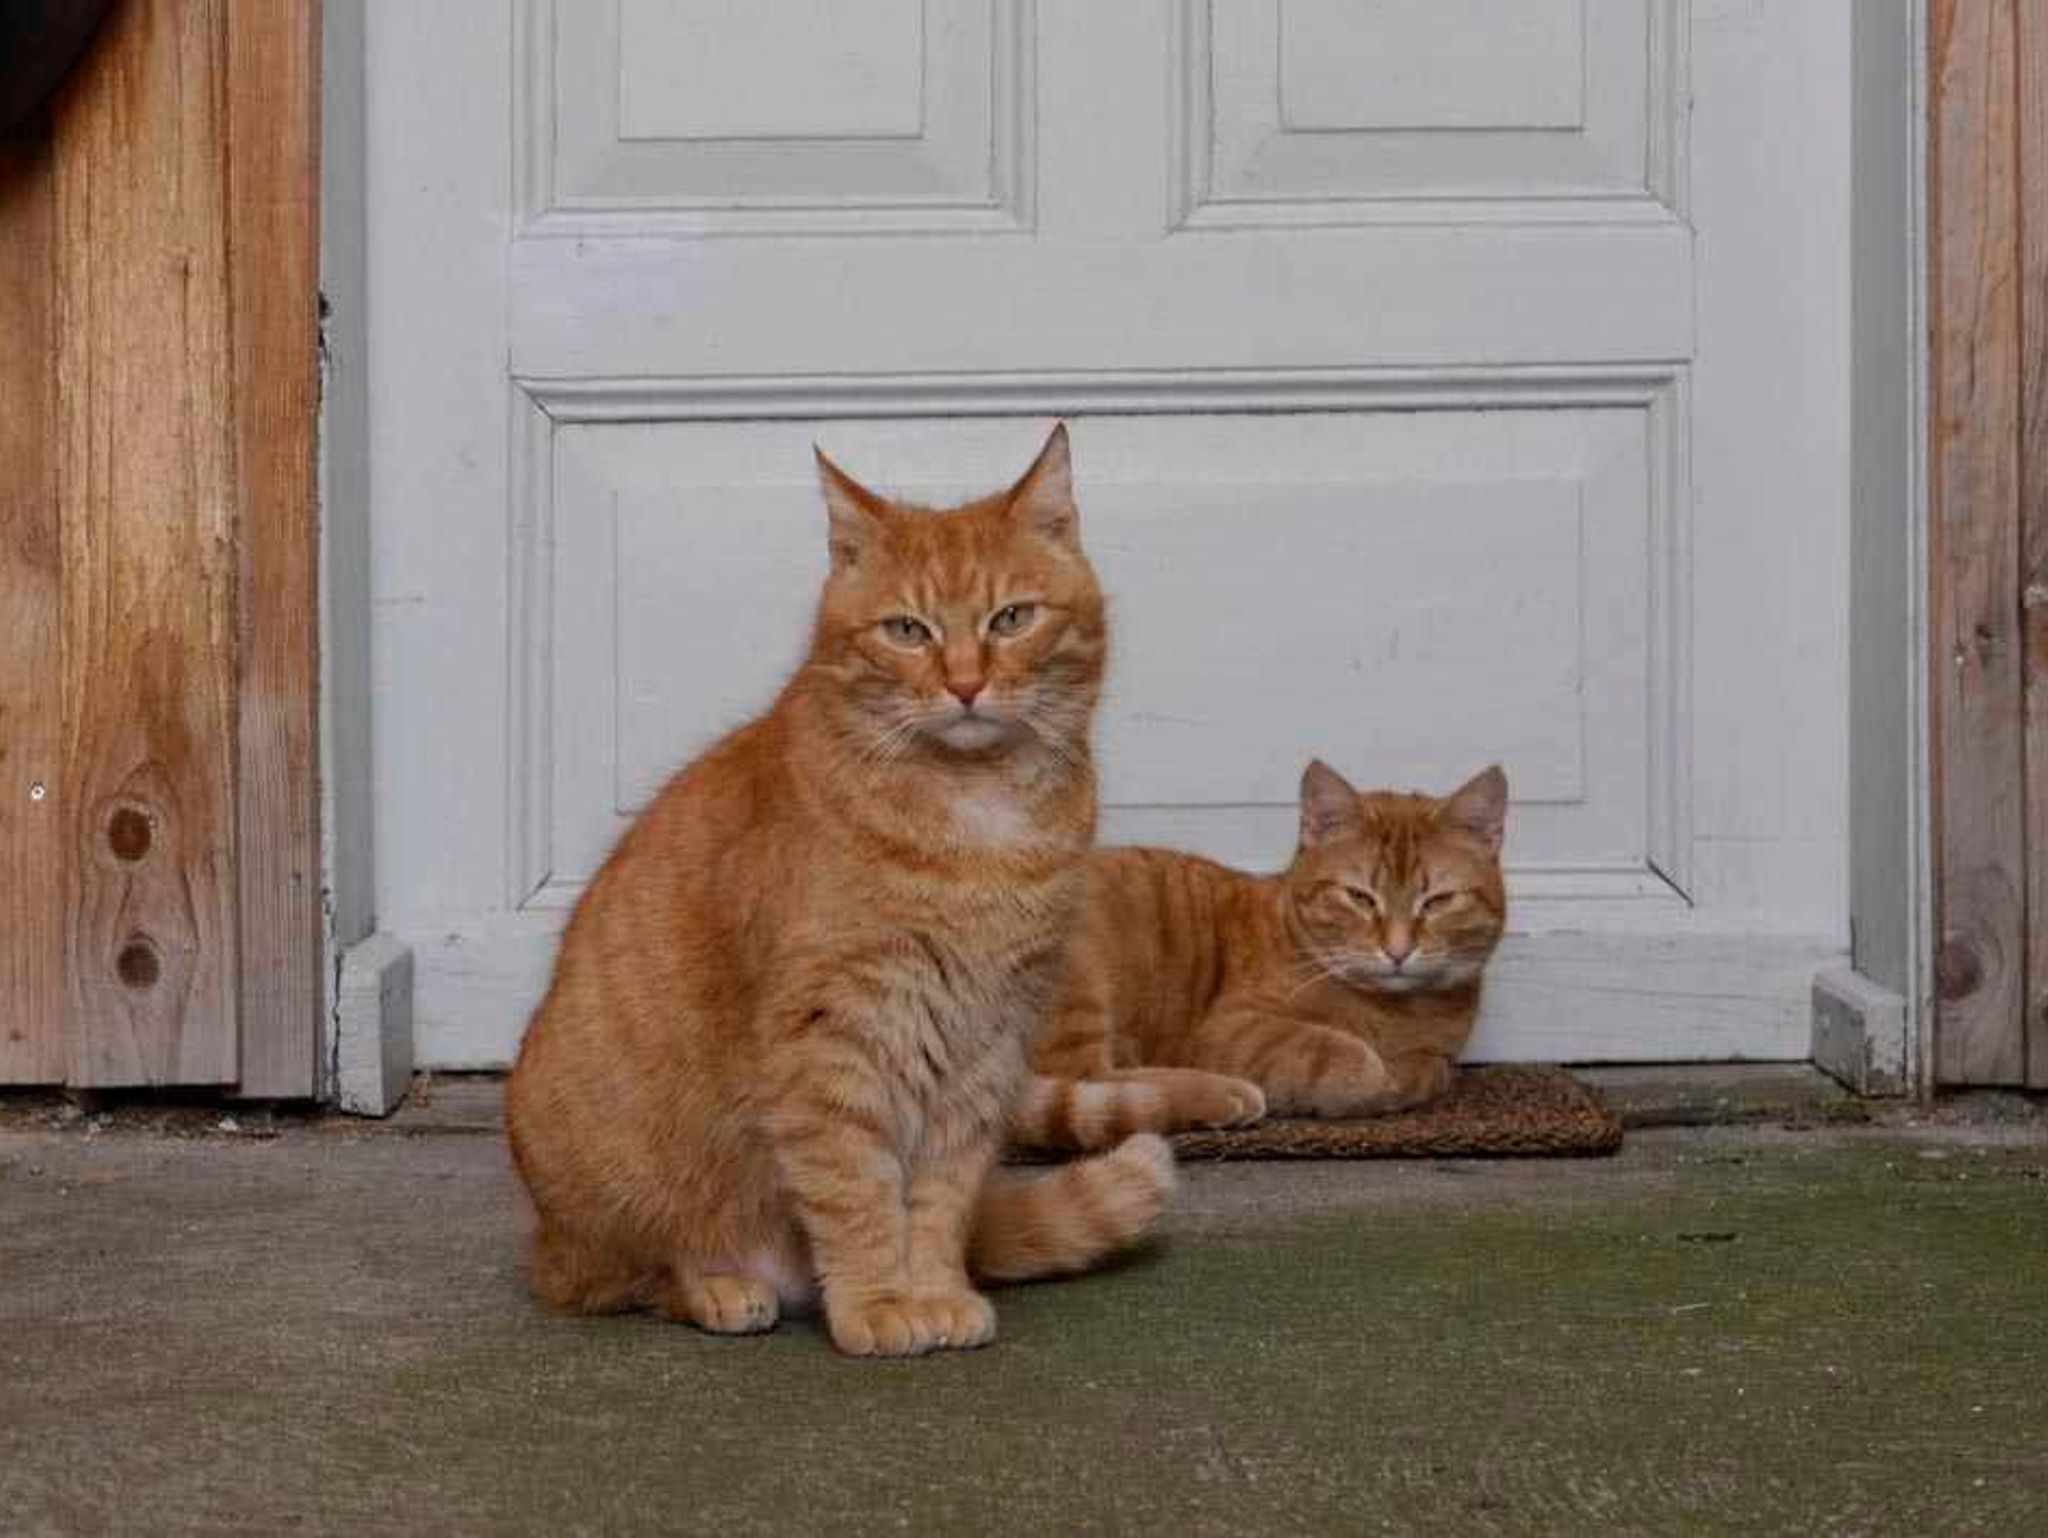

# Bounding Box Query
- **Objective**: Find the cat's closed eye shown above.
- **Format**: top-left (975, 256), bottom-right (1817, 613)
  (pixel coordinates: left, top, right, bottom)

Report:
top-left (988, 602), bottom-right (1037, 638)
top-left (1418, 890), bottom-right (1460, 915)
top-left (1339, 884), bottom-right (1380, 913)
top-left (880, 615), bottom-right (933, 648)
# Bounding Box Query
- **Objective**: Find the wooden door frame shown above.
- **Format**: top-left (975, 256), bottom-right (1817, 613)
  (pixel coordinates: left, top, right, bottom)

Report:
top-left (318, 0), bottom-right (413, 1114)
top-left (1924, 0), bottom-right (2048, 1088)
top-left (0, 0), bottom-right (323, 1096)
top-left (1816, 0), bottom-right (1934, 1098)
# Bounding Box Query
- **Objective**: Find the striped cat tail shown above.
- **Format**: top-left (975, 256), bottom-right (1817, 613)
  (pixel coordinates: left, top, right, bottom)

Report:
top-left (969, 1134), bottom-right (1176, 1283)
top-left (1010, 1073), bottom-right (1170, 1151)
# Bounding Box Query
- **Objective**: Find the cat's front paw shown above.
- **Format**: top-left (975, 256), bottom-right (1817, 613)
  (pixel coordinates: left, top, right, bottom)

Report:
top-left (827, 1294), bottom-right (930, 1357)
top-left (828, 1291), bottom-right (994, 1357)
top-left (1299, 1085), bottom-right (1394, 1118)
top-left (914, 1287), bottom-right (997, 1350)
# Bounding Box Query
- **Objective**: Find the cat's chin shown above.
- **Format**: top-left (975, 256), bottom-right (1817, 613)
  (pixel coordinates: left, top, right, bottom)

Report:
top-left (927, 716), bottom-right (1017, 754)
top-left (1356, 972), bottom-right (1432, 995)
top-left (1353, 961), bottom-right (1480, 996)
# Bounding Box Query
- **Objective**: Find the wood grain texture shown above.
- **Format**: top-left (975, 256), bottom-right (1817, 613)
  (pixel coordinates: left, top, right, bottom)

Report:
top-left (0, 112), bottom-right (66, 1084)
top-left (227, 0), bottom-right (323, 1099)
top-left (53, 0), bottom-right (240, 1086)
top-left (1928, 0), bottom-right (2029, 1085)
top-left (2021, 0), bottom-right (2048, 1088)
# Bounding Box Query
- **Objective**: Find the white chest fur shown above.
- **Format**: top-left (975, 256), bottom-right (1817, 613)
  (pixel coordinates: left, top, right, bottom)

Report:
top-left (947, 784), bottom-right (1036, 847)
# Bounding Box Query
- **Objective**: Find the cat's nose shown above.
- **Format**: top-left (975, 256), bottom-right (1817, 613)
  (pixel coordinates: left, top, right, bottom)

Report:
top-left (947, 678), bottom-right (984, 707)
top-left (1383, 937), bottom-right (1414, 966)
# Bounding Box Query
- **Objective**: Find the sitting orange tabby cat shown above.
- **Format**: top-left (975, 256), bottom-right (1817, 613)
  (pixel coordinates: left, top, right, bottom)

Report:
top-left (1019, 761), bottom-right (1508, 1149)
top-left (507, 426), bottom-right (1175, 1356)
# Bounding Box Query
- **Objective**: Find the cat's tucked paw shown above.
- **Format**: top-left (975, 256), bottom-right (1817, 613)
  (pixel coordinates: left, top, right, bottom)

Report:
top-left (1292, 1077), bottom-right (1397, 1119)
top-left (1180, 1075), bottom-right (1266, 1129)
top-left (1261, 1039), bottom-right (1397, 1119)
top-left (668, 1273), bottom-right (781, 1335)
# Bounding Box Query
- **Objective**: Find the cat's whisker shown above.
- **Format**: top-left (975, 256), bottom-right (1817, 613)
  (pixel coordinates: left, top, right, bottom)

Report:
top-left (854, 719), bottom-right (921, 767)
top-left (1284, 949), bottom-right (1348, 998)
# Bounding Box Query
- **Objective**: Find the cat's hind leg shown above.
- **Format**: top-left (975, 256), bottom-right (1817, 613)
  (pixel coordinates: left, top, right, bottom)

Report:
top-left (528, 1221), bottom-right (653, 1315)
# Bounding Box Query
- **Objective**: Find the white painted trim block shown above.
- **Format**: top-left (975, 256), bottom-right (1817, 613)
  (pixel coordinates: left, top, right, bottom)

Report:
top-left (335, 934), bottom-right (415, 1116)
top-left (1812, 965), bottom-right (1910, 1096)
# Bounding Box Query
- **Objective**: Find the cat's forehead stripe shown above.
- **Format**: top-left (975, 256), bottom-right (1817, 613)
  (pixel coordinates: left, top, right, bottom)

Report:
top-left (1335, 805), bottom-right (1471, 888)
top-left (870, 504), bottom-right (1044, 616)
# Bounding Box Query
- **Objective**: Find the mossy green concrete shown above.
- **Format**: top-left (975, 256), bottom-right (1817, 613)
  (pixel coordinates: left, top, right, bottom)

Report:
top-left (3, 1128), bottom-right (2045, 1535)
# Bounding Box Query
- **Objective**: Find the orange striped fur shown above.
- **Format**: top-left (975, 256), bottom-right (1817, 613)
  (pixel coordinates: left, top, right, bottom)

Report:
top-left (506, 426), bottom-right (1174, 1356)
top-left (1025, 762), bottom-right (1509, 1149)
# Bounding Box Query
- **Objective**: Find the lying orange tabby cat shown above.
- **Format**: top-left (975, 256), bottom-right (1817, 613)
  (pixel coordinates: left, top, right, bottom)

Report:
top-left (507, 426), bottom-right (1175, 1356)
top-left (1019, 761), bottom-right (1508, 1150)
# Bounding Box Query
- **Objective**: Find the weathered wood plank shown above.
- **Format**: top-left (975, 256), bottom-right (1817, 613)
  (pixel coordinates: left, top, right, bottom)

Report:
top-left (2019, 0), bottom-right (2048, 1088)
top-left (227, 0), bottom-right (323, 1099)
top-left (1928, 0), bottom-right (2030, 1085)
top-left (0, 113), bottom-right (66, 1084)
top-left (53, 0), bottom-right (239, 1086)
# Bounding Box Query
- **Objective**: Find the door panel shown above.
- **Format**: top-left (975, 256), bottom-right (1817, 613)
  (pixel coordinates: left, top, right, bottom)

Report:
top-left (536, 0), bottom-right (1023, 234)
top-left (548, 407), bottom-right (1663, 900)
top-left (367, 0), bottom-right (1852, 1068)
top-left (1199, 0), bottom-right (1678, 214)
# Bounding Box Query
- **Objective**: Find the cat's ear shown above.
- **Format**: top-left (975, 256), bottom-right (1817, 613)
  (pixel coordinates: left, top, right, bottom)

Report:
top-left (1005, 422), bottom-right (1078, 548)
top-left (1298, 759), bottom-right (1360, 848)
top-left (815, 446), bottom-right (887, 569)
top-left (1440, 765), bottom-right (1508, 856)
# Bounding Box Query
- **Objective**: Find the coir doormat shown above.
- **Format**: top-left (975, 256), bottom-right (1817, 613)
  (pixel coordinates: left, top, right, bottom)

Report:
top-left (1166, 1065), bottom-right (1623, 1160)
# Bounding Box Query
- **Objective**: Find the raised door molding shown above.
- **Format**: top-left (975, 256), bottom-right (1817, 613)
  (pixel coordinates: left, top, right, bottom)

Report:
top-left (1174, 0), bottom-right (1688, 230)
top-left (517, 0), bottom-right (1034, 237)
top-left (503, 368), bottom-right (1691, 924)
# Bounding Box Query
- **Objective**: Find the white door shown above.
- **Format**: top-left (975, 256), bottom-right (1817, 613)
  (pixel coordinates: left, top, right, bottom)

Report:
top-left (365, 1), bottom-right (1852, 1068)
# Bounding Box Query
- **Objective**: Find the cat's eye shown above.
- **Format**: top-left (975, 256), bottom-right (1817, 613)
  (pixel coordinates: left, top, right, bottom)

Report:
top-left (1419, 890), bottom-right (1459, 914)
top-left (1341, 885), bottom-right (1380, 912)
top-left (988, 602), bottom-right (1038, 638)
top-left (879, 615), bottom-right (933, 648)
